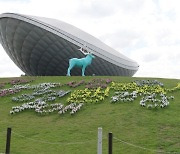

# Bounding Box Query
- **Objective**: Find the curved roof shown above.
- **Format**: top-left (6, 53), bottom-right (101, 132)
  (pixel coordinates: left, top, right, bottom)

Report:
top-left (0, 13), bottom-right (139, 71)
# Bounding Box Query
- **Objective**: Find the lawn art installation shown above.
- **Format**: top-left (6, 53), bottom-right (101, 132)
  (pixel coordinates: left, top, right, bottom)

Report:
top-left (67, 47), bottom-right (95, 76)
top-left (110, 80), bottom-right (178, 109)
top-left (0, 79), bottom-right (34, 96)
top-left (0, 78), bottom-right (179, 116)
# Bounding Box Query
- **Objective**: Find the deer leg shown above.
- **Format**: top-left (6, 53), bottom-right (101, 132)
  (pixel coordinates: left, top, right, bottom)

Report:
top-left (82, 66), bottom-right (86, 76)
top-left (67, 64), bottom-right (74, 76)
top-left (67, 67), bottom-right (71, 76)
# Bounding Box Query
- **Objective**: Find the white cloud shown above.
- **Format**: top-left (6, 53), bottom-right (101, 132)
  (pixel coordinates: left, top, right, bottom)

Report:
top-left (0, 0), bottom-right (180, 79)
top-left (131, 46), bottom-right (180, 79)
top-left (0, 46), bottom-right (23, 77)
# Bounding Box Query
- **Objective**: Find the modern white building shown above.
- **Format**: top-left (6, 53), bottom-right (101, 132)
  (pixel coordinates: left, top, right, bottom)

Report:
top-left (0, 13), bottom-right (139, 76)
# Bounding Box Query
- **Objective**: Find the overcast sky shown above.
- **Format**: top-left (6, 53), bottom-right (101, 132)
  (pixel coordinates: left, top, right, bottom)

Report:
top-left (0, 0), bottom-right (180, 79)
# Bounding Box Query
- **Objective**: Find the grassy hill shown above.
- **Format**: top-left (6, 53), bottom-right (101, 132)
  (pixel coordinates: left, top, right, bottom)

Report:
top-left (0, 76), bottom-right (179, 154)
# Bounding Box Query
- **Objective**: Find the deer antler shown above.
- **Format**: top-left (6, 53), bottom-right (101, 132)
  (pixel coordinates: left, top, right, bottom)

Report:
top-left (78, 47), bottom-right (83, 52)
top-left (78, 45), bottom-right (90, 55)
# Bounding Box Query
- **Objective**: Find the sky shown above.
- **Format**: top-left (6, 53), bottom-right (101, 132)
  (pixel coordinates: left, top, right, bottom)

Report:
top-left (0, 0), bottom-right (180, 79)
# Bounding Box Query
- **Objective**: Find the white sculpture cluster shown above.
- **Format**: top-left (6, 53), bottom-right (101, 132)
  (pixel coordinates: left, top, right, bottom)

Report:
top-left (10, 99), bottom-right (83, 115)
top-left (140, 93), bottom-right (174, 108)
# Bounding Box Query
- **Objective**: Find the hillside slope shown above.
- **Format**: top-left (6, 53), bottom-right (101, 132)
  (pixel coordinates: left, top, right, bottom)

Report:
top-left (0, 76), bottom-right (179, 154)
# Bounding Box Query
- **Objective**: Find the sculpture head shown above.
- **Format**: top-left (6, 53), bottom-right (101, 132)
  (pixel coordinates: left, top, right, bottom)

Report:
top-left (78, 47), bottom-right (95, 59)
top-left (87, 53), bottom-right (95, 59)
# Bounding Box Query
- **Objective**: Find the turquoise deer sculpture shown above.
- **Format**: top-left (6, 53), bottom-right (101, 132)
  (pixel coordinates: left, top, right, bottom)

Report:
top-left (67, 53), bottom-right (95, 76)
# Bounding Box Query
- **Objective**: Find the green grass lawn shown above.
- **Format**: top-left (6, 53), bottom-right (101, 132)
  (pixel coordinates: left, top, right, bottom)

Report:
top-left (0, 76), bottom-right (179, 154)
